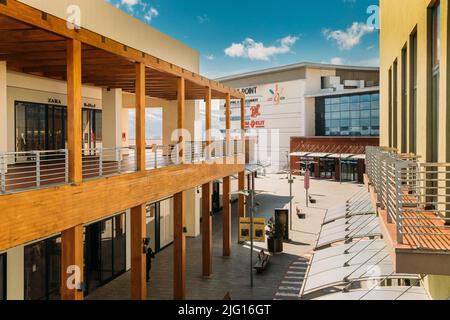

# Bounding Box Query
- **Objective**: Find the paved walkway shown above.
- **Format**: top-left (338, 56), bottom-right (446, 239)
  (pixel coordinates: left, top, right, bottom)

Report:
top-left (87, 174), bottom-right (363, 300)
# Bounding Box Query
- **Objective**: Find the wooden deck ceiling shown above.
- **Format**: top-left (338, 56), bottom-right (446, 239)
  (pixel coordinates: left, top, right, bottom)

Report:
top-left (0, 1), bottom-right (243, 101)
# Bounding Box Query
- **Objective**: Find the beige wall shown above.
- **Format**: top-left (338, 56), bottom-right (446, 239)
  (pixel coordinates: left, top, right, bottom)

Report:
top-left (18, 0), bottom-right (199, 72)
top-left (379, 0), bottom-right (449, 161)
top-left (380, 0), bottom-right (450, 300)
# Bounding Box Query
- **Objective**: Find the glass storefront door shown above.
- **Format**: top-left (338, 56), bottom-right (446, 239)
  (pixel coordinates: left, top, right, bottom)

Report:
top-left (146, 198), bottom-right (174, 253)
top-left (82, 109), bottom-right (102, 152)
top-left (320, 159), bottom-right (336, 179)
top-left (84, 213), bottom-right (126, 296)
top-left (24, 237), bottom-right (61, 300)
top-left (341, 160), bottom-right (359, 182)
top-left (0, 253), bottom-right (6, 300)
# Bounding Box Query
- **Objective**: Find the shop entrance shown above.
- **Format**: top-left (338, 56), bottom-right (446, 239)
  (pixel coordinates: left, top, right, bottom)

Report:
top-left (320, 159), bottom-right (336, 179)
top-left (15, 101), bottom-right (102, 153)
top-left (84, 213), bottom-right (126, 296)
top-left (341, 160), bottom-right (359, 182)
top-left (146, 198), bottom-right (174, 253)
top-left (1, 253), bottom-right (6, 300)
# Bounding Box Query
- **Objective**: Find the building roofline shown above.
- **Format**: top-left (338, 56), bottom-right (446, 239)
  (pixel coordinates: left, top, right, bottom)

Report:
top-left (215, 62), bottom-right (379, 82)
top-left (305, 86), bottom-right (380, 98)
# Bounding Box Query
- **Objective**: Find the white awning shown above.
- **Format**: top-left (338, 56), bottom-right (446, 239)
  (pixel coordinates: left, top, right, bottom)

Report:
top-left (290, 152), bottom-right (311, 157)
top-left (351, 154), bottom-right (366, 160)
top-left (308, 153), bottom-right (332, 158)
top-left (327, 153), bottom-right (355, 159)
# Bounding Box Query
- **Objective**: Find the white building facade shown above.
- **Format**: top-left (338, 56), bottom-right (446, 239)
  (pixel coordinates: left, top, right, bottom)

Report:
top-left (217, 63), bottom-right (380, 172)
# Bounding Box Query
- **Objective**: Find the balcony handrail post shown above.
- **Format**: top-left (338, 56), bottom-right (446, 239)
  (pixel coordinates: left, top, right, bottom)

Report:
top-left (64, 149), bottom-right (69, 183)
top-left (154, 145), bottom-right (158, 169)
top-left (0, 152), bottom-right (5, 194)
top-left (35, 151), bottom-right (41, 188)
top-left (395, 160), bottom-right (405, 244)
top-left (99, 148), bottom-right (103, 177)
top-left (117, 148), bottom-right (122, 174)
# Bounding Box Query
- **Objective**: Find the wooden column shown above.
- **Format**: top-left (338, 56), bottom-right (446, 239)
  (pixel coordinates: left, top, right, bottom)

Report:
top-left (223, 176), bottom-right (231, 256)
top-left (131, 204), bottom-right (147, 300)
top-left (174, 191), bottom-right (186, 300)
top-left (240, 97), bottom-right (246, 156)
top-left (202, 87), bottom-right (213, 276)
top-left (202, 182), bottom-right (212, 276)
top-left (67, 39), bottom-right (82, 183)
top-left (225, 93), bottom-right (231, 156)
top-left (238, 171), bottom-right (246, 218)
top-left (177, 78), bottom-right (186, 163)
top-left (136, 62), bottom-right (146, 171)
top-left (205, 87), bottom-right (212, 159)
top-left (61, 225), bottom-right (84, 300)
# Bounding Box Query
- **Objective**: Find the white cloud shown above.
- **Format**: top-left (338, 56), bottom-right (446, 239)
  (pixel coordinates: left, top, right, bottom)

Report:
top-left (197, 14), bottom-right (209, 24)
top-left (323, 22), bottom-right (374, 50)
top-left (329, 57), bottom-right (345, 65)
top-left (224, 35), bottom-right (298, 61)
top-left (121, 0), bottom-right (139, 6)
top-left (144, 7), bottom-right (159, 22)
top-left (204, 54), bottom-right (215, 61)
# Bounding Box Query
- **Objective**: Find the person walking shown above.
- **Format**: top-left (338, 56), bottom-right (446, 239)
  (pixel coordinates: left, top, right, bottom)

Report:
top-left (143, 238), bottom-right (156, 282)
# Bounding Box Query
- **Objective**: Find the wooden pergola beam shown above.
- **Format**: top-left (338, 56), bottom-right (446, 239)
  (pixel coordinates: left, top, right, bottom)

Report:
top-left (0, 0), bottom-right (244, 99)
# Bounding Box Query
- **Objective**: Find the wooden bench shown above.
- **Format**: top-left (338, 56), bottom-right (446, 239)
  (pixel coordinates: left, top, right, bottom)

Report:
top-left (254, 250), bottom-right (271, 274)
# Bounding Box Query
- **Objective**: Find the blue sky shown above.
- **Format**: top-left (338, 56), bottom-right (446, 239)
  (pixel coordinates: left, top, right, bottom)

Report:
top-left (108, 0), bottom-right (379, 79)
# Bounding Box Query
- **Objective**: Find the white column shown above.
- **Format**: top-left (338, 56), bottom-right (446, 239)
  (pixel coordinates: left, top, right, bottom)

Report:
top-left (7, 246), bottom-right (24, 300)
top-left (102, 88), bottom-right (123, 150)
top-left (0, 61), bottom-right (7, 152)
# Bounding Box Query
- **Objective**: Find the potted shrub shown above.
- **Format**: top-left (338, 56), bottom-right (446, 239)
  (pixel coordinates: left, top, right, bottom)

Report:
top-left (266, 218), bottom-right (283, 254)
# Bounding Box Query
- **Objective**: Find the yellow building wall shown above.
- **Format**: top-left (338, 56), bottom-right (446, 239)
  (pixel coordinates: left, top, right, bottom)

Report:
top-left (380, 0), bottom-right (450, 300)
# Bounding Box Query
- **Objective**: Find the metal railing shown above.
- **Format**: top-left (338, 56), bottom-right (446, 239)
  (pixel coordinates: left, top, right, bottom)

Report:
top-left (0, 149), bottom-right (68, 194)
top-left (0, 140), bottom-right (245, 194)
top-left (82, 147), bottom-right (137, 179)
top-left (366, 147), bottom-right (450, 250)
top-left (145, 144), bottom-right (179, 170)
top-left (185, 140), bottom-right (244, 163)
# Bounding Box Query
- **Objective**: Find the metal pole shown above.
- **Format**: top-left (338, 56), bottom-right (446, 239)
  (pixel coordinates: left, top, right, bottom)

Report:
top-left (250, 187), bottom-right (254, 288)
top-left (306, 161), bottom-right (309, 208)
top-left (289, 171), bottom-right (293, 232)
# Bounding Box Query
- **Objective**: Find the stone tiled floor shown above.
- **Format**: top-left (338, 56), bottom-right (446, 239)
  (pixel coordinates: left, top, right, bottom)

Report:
top-left (87, 174), bottom-right (363, 300)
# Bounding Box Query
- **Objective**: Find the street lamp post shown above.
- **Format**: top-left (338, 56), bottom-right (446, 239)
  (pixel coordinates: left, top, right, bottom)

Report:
top-left (235, 184), bottom-right (267, 288)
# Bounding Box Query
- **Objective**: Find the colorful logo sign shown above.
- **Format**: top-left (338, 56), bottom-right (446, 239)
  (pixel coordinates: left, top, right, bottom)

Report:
top-left (268, 84), bottom-right (285, 105)
top-left (250, 104), bottom-right (261, 118)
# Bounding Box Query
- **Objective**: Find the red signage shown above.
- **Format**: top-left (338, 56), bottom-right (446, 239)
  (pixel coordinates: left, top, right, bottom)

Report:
top-left (245, 120), bottom-right (265, 129)
top-left (304, 170), bottom-right (310, 190)
top-left (250, 104), bottom-right (261, 118)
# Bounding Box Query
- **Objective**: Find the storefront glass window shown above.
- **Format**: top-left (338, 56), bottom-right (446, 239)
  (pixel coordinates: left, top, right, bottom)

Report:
top-left (24, 237), bottom-right (61, 300)
top-left (15, 101), bottom-right (101, 152)
top-left (0, 253), bottom-right (5, 300)
top-left (318, 92), bottom-right (379, 136)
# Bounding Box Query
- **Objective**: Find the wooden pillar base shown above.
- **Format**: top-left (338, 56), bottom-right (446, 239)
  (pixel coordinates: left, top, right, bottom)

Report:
top-left (223, 176), bottom-right (231, 257)
top-left (202, 182), bottom-right (213, 276)
top-left (61, 225), bottom-right (84, 300)
top-left (131, 204), bottom-right (147, 300)
top-left (174, 191), bottom-right (186, 300)
top-left (238, 171), bottom-right (246, 218)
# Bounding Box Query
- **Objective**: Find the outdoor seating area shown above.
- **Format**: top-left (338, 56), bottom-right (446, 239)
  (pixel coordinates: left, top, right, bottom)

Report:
top-left (300, 189), bottom-right (429, 300)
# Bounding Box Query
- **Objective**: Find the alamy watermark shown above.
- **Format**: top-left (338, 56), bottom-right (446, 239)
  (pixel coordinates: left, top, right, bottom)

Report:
top-left (367, 5), bottom-right (380, 30)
